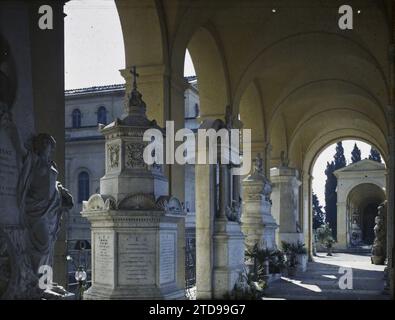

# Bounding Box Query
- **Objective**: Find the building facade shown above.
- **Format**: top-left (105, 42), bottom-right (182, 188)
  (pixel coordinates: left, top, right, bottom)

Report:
top-left (334, 159), bottom-right (386, 250)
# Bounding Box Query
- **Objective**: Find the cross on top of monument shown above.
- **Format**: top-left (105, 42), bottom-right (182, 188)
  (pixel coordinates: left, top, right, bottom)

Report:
top-left (130, 66), bottom-right (139, 90)
top-left (123, 65), bottom-right (148, 120)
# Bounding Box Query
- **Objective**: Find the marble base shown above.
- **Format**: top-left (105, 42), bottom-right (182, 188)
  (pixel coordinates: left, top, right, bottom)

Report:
top-left (241, 200), bottom-right (278, 250)
top-left (212, 219), bottom-right (245, 299)
top-left (82, 205), bottom-right (185, 300)
top-left (262, 204), bottom-right (278, 250)
top-left (297, 254), bottom-right (308, 272)
top-left (84, 285), bottom-right (185, 300)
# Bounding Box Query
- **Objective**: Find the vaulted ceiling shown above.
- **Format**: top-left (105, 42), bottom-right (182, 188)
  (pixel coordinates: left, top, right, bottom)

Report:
top-left (116, 0), bottom-right (392, 171)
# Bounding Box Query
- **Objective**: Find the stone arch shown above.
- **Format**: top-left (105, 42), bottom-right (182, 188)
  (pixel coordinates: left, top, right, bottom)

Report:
top-left (116, 0), bottom-right (168, 69)
top-left (116, 0), bottom-right (172, 125)
top-left (187, 25), bottom-right (231, 120)
top-left (305, 135), bottom-right (387, 181)
top-left (288, 109), bottom-right (388, 169)
top-left (250, 32), bottom-right (391, 168)
top-left (270, 79), bottom-right (388, 135)
top-left (238, 79), bottom-right (269, 173)
top-left (232, 31), bottom-right (390, 110)
top-left (300, 136), bottom-right (387, 254)
top-left (340, 182), bottom-right (386, 248)
top-left (343, 180), bottom-right (386, 201)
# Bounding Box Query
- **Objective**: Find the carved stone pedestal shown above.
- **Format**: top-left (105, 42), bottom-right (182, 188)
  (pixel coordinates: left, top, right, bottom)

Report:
top-left (242, 157), bottom-right (278, 249)
top-left (82, 196), bottom-right (185, 300)
top-left (212, 219), bottom-right (245, 299)
top-left (270, 166), bottom-right (303, 245)
top-left (82, 72), bottom-right (186, 300)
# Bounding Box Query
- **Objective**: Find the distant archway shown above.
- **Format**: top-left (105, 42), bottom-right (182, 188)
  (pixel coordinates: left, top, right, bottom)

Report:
top-left (343, 182), bottom-right (386, 248)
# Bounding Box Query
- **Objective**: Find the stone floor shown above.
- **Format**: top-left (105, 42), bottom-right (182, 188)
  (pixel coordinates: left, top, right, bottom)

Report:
top-left (263, 253), bottom-right (390, 300)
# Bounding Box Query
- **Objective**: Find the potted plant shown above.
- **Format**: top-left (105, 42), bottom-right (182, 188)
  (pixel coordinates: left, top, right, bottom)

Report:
top-left (281, 241), bottom-right (299, 277)
top-left (285, 251), bottom-right (298, 277)
top-left (268, 250), bottom-right (286, 274)
top-left (316, 223), bottom-right (336, 256)
top-left (324, 237), bottom-right (335, 256)
top-left (294, 241), bottom-right (308, 272)
top-left (245, 244), bottom-right (272, 278)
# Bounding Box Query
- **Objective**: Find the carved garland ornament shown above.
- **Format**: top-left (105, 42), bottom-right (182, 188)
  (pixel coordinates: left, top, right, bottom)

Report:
top-left (125, 143), bottom-right (146, 168)
top-left (108, 143), bottom-right (120, 170)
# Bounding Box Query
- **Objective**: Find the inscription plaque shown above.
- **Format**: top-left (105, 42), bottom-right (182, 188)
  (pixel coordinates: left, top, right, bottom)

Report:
top-left (118, 233), bottom-right (155, 286)
top-left (159, 232), bottom-right (176, 284)
top-left (94, 233), bottom-right (114, 285)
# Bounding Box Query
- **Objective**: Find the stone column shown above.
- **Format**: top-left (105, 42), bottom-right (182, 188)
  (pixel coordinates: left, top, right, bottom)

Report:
top-left (336, 201), bottom-right (348, 250)
top-left (302, 172), bottom-right (313, 258)
top-left (168, 75), bottom-right (187, 203)
top-left (241, 154), bottom-right (278, 249)
top-left (385, 102), bottom-right (395, 297)
top-left (195, 163), bottom-right (215, 299)
top-left (0, 1), bottom-right (68, 298)
top-left (196, 109), bottom-right (245, 299)
top-left (270, 166), bottom-right (304, 245)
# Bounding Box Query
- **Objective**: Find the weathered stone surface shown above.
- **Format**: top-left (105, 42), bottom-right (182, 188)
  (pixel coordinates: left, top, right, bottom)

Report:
top-left (242, 154), bottom-right (278, 250)
top-left (270, 166), bottom-right (303, 245)
top-left (82, 205), bottom-right (185, 299)
top-left (371, 201), bottom-right (387, 265)
top-left (212, 219), bottom-right (245, 299)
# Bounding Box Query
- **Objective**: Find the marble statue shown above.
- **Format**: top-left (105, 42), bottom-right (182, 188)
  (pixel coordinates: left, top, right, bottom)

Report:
top-left (280, 151), bottom-right (289, 168)
top-left (226, 199), bottom-right (241, 223)
top-left (253, 153), bottom-right (264, 176)
top-left (1, 133), bottom-right (73, 299)
top-left (350, 213), bottom-right (362, 247)
top-left (20, 134), bottom-right (73, 272)
top-left (371, 202), bottom-right (387, 265)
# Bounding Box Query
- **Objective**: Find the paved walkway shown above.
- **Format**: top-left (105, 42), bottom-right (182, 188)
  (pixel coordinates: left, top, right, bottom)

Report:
top-left (263, 253), bottom-right (390, 300)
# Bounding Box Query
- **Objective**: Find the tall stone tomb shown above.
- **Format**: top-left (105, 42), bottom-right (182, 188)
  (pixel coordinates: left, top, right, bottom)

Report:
top-left (270, 154), bottom-right (304, 245)
top-left (195, 108), bottom-right (245, 299)
top-left (242, 154), bottom-right (278, 250)
top-left (82, 68), bottom-right (186, 299)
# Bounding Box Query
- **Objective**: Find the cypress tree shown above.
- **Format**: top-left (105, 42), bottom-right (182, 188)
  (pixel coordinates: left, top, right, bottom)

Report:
top-left (369, 147), bottom-right (382, 163)
top-left (324, 161), bottom-right (337, 237)
top-left (334, 141), bottom-right (347, 170)
top-left (312, 193), bottom-right (325, 230)
top-left (324, 142), bottom-right (347, 239)
top-left (351, 143), bottom-right (361, 163)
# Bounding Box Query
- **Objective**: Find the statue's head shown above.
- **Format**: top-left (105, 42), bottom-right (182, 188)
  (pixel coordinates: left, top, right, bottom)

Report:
top-left (33, 134), bottom-right (56, 160)
top-left (0, 34), bottom-right (16, 110)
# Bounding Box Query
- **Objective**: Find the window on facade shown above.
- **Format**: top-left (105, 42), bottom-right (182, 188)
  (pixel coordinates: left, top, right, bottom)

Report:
top-left (194, 103), bottom-right (199, 117)
top-left (78, 171), bottom-right (90, 203)
top-left (97, 106), bottom-right (107, 124)
top-left (72, 109), bottom-right (81, 128)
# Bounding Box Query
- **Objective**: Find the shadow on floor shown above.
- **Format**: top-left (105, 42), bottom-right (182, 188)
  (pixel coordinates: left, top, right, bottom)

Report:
top-left (263, 253), bottom-right (389, 300)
